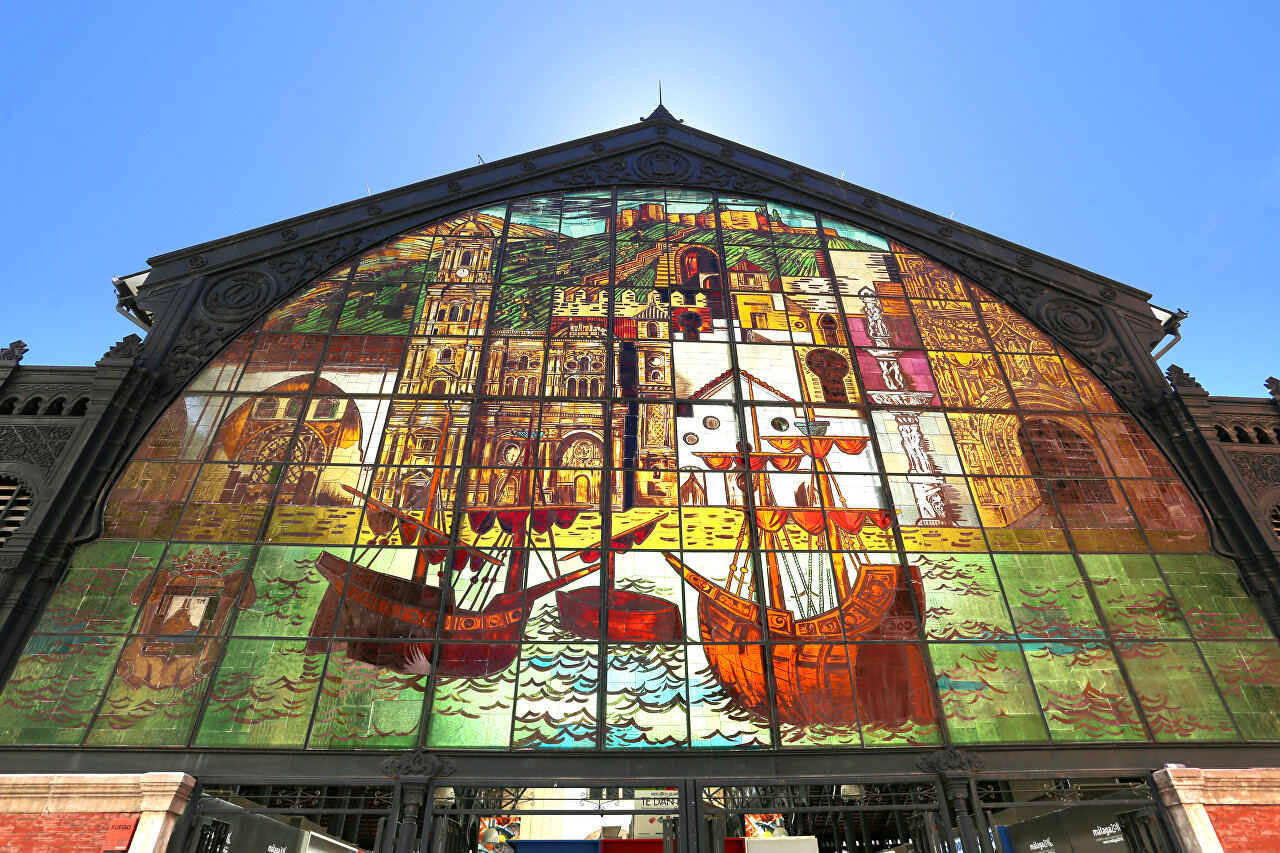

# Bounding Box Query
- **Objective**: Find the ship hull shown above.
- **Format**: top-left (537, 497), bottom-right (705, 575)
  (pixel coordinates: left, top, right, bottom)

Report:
top-left (702, 634), bottom-right (859, 727)
top-left (314, 551), bottom-right (576, 678)
top-left (557, 587), bottom-right (683, 641)
top-left (666, 552), bottom-right (934, 729)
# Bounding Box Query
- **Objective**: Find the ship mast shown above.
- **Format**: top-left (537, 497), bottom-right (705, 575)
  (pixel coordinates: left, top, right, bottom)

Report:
top-left (502, 430), bottom-right (539, 594)
top-left (801, 408), bottom-right (853, 600)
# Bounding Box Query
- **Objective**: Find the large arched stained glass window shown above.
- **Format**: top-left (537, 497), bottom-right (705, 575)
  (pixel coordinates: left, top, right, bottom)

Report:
top-left (3, 188), bottom-right (1279, 750)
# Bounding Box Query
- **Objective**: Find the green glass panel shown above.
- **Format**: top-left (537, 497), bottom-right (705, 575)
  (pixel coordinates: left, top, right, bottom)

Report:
top-left (262, 274), bottom-right (349, 334)
top-left (489, 286), bottom-right (551, 335)
top-left (308, 645), bottom-right (426, 749)
top-left (1079, 554), bottom-right (1189, 639)
top-left (232, 545), bottom-right (348, 638)
top-left (774, 248), bottom-right (824, 278)
top-left (605, 644), bottom-right (688, 748)
top-left (929, 642), bottom-right (1049, 743)
top-left (193, 639), bottom-right (324, 747)
top-left (1116, 642), bottom-right (1238, 742)
top-left (336, 281), bottom-right (422, 335)
top-left (913, 553), bottom-right (1015, 641)
top-left (0, 635), bottom-right (123, 744)
top-left (1200, 640), bottom-right (1280, 740)
top-left (1159, 554), bottom-right (1274, 641)
top-left (556, 234), bottom-right (613, 282)
top-left (86, 637), bottom-right (219, 746)
top-left (427, 653), bottom-right (517, 749)
top-left (512, 643), bottom-right (598, 749)
top-left (994, 554), bottom-right (1105, 639)
top-left (36, 541), bottom-right (165, 634)
top-left (1023, 642), bottom-right (1147, 742)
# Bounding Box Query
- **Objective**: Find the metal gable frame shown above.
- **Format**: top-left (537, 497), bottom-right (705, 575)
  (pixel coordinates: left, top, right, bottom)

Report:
top-left (67, 106), bottom-right (1280, 634)
top-left (3, 111), bottom-right (1280, 804)
top-left (125, 109), bottom-right (1171, 417)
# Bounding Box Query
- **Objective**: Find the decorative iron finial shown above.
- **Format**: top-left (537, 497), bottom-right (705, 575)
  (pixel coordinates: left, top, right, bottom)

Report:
top-left (0, 341), bottom-right (27, 363)
top-left (1163, 308), bottom-right (1189, 333)
top-left (641, 84), bottom-right (683, 123)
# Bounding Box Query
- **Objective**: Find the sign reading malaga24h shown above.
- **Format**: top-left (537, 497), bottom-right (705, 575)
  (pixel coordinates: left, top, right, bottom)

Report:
top-left (2, 188), bottom-right (1277, 753)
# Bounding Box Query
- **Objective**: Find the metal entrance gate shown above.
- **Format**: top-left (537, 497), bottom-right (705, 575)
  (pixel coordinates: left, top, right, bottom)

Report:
top-left (169, 774), bottom-right (1182, 853)
top-left (695, 782), bottom-right (951, 853)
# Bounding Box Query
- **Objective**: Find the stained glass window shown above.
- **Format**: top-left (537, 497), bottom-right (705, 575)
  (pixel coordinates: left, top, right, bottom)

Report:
top-left (2, 189), bottom-right (1277, 750)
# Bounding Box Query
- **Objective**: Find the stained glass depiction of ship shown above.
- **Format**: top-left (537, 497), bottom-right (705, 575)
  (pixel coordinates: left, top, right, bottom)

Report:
top-left (666, 408), bottom-right (936, 732)
top-left (306, 411), bottom-right (670, 677)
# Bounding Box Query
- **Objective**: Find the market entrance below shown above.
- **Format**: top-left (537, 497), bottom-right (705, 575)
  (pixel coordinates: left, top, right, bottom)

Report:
top-left (173, 774), bottom-right (1179, 853)
top-left (429, 786), bottom-right (682, 853)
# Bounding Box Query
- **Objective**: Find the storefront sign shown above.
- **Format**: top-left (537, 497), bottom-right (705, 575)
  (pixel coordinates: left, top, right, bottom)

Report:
top-left (103, 815), bottom-right (139, 851)
top-left (1000, 804), bottom-right (1135, 853)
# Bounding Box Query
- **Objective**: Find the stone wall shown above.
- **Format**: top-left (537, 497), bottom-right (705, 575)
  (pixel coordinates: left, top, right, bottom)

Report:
top-left (1155, 767), bottom-right (1280, 853)
top-left (0, 773), bottom-right (194, 853)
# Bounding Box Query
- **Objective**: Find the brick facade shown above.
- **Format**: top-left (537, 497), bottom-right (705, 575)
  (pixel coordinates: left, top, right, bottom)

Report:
top-left (1156, 768), bottom-right (1280, 853)
top-left (0, 774), bottom-right (193, 853)
top-left (0, 812), bottom-right (135, 853)
top-left (1205, 804), bottom-right (1280, 852)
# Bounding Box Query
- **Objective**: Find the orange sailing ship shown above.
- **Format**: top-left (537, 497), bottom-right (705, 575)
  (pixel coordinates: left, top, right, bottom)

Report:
top-left (665, 420), bottom-right (937, 730)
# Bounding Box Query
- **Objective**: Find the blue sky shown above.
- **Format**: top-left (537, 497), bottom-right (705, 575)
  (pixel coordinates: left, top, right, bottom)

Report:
top-left (2, 1), bottom-right (1278, 396)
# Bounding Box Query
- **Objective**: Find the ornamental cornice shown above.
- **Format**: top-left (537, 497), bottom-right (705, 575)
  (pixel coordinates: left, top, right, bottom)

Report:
top-left (0, 772), bottom-right (196, 815)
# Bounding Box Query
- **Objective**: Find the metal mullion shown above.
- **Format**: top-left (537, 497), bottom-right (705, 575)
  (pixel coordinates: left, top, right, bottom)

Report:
top-left (596, 185), bottom-right (618, 751)
top-left (420, 200), bottom-right (515, 750)
top-left (238, 331), bottom-right (387, 750)
top-left (306, 347), bottom-right (413, 750)
top-left (76, 623), bottom-right (145, 747)
top-left (945, 292), bottom-right (1135, 746)
top-left (817, 213), bottom-right (943, 747)
top-left (508, 234), bottom-right (563, 751)
top-left (711, 189), bottom-right (784, 752)
top-left (195, 807), bottom-right (390, 816)
top-left (427, 808), bottom-right (682, 816)
top-left (313, 333), bottom-right (423, 747)
top-left (1006, 408), bottom-right (1159, 744)
top-left (712, 803), bottom-right (942, 815)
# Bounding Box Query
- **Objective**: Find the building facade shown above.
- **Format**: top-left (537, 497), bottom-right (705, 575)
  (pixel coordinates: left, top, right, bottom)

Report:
top-left (1, 109), bottom-right (1279, 853)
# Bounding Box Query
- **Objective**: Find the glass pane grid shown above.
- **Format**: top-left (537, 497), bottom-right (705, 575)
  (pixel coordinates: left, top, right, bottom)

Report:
top-left (3, 190), bottom-right (1275, 751)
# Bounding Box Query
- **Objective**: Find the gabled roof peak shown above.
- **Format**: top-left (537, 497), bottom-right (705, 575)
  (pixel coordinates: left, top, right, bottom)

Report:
top-left (641, 103), bottom-right (682, 124)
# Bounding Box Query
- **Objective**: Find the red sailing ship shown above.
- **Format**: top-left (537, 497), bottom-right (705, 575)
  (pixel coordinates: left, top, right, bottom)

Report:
top-left (665, 420), bottom-right (937, 730)
top-left (308, 421), bottom-right (673, 676)
top-left (555, 509), bottom-right (683, 642)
